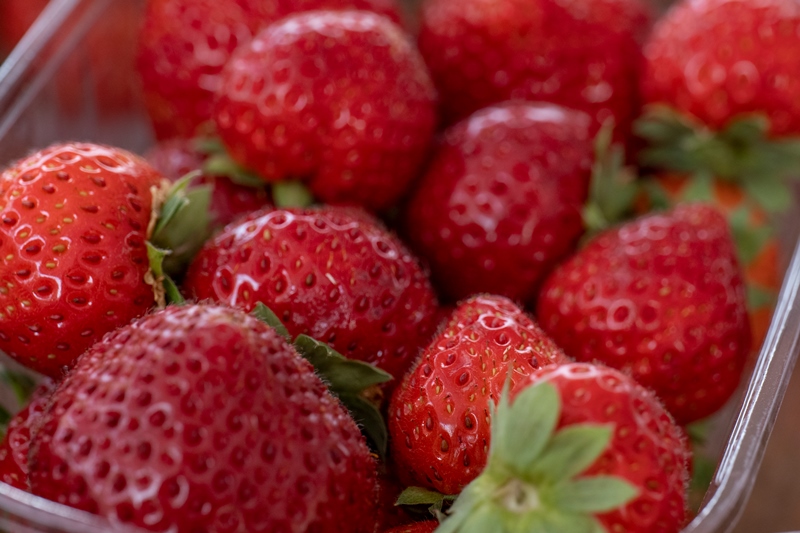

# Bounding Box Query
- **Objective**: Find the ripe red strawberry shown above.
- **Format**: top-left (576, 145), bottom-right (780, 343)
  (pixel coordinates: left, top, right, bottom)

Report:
top-left (434, 363), bottom-right (689, 533)
top-left (417, 0), bottom-right (652, 138)
top-left (384, 522), bottom-right (439, 533)
top-left (0, 379), bottom-right (54, 491)
top-left (28, 303), bottom-right (379, 533)
top-left (388, 294), bottom-right (569, 495)
top-left (136, 0), bottom-right (404, 140)
top-left (145, 139), bottom-right (271, 229)
top-left (0, 143), bottom-right (168, 378)
top-left (404, 101), bottom-right (594, 303)
top-left (214, 10), bottom-right (437, 211)
top-left (183, 206), bottom-right (439, 381)
top-left (536, 203), bottom-right (751, 424)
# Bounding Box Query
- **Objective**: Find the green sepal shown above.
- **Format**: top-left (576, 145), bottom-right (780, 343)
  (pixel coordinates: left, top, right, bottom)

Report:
top-left (146, 243), bottom-right (184, 305)
top-left (681, 171), bottom-right (715, 203)
top-left (193, 137), bottom-right (226, 156)
top-left (728, 206), bottom-right (773, 264)
top-left (530, 425), bottom-right (613, 482)
top-left (689, 452), bottom-right (717, 513)
top-left (397, 486), bottom-right (457, 515)
top-left (204, 152), bottom-right (266, 188)
top-left (0, 368), bottom-right (37, 407)
top-left (549, 476), bottom-right (639, 513)
top-left (251, 302), bottom-right (291, 341)
top-left (338, 393), bottom-right (388, 458)
top-left (748, 285), bottom-right (776, 310)
top-left (294, 335), bottom-right (392, 392)
top-left (742, 176), bottom-right (793, 213)
top-left (273, 181), bottom-right (315, 208)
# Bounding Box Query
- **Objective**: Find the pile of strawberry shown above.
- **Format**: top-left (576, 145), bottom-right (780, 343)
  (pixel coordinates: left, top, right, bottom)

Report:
top-left (1, 0), bottom-right (799, 531)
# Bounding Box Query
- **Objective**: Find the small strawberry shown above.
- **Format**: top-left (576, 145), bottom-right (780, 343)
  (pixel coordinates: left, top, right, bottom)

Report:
top-left (388, 294), bottom-right (569, 495)
top-left (183, 206), bottom-right (439, 381)
top-left (0, 379), bottom-right (54, 491)
top-left (136, 0), bottom-right (404, 140)
top-left (403, 101), bottom-right (594, 303)
top-left (536, 203), bottom-right (751, 424)
top-left (28, 303), bottom-right (379, 533)
top-left (0, 142), bottom-right (208, 377)
top-left (213, 10), bottom-right (437, 211)
top-left (417, 0), bottom-right (652, 138)
top-left (432, 363), bottom-right (689, 533)
top-left (145, 139), bottom-right (271, 229)
top-left (384, 522), bottom-right (439, 533)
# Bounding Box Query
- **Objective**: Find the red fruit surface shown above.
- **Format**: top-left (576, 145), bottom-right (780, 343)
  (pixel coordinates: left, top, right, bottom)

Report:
top-left (389, 294), bottom-right (569, 495)
top-left (28, 304), bottom-right (378, 533)
top-left (528, 363), bottom-right (689, 533)
top-left (404, 101), bottom-right (594, 303)
top-left (417, 0), bottom-right (652, 137)
top-left (145, 139), bottom-right (271, 229)
top-left (374, 467), bottom-right (414, 531)
top-left (0, 380), bottom-right (55, 491)
top-left (214, 10), bottom-right (437, 211)
top-left (641, 0), bottom-right (800, 136)
top-left (0, 0), bottom-right (45, 54)
top-left (383, 522), bottom-right (439, 533)
top-left (537, 203), bottom-right (751, 424)
top-left (0, 143), bottom-right (164, 378)
top-left (136, 0), bottom-right (403, 140)
top-left (184, 207), bottom-right (439, 380)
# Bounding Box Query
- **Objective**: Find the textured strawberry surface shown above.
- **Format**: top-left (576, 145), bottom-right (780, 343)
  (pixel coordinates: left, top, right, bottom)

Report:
top-left (537, 204), bottom-right (751, 424)
top-left (404, 101), bottom-right (593, 303)
top-left (641, 0), bottom-right (800, 136)
top-left (418, 0), bottom-right (652, 137)
top-left (184, 207), bottom-right (439, 381)
top-left (383, 521), bottom-right (439, 533)
top-left (28, 304), bottom-right (378, 533)
top-left (389, 295), bottom-right (569, 494)
top-left (0, 143), bottom-right (162, 377)
top-left (214, 10), bottom-right (437, 211)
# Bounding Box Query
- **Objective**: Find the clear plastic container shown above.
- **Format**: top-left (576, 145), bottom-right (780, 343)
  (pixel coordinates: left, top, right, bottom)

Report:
top-left (2, 0), bottom-right (800, 532)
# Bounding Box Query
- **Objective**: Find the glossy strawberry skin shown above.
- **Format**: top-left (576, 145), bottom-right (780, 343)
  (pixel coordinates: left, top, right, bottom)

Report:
top-left (530, 363), bottom-right (689, 533)
top-left (404, 101), bottom-right (594, 303)
top-left (136, 0), bottom-right (404, 141)
top-left (388, 295), bottom-right (569, 495)
top-left (145, 139), bottom-right (271, 229)
top-left (183, 207), bottom-right (439, 381)
top-left (536, 204), bottom-right (751, 424)
top-left (641, 0), bottom-right (800, 136)
top-left (417, 0), bottom-right (652, 137)
top-left (28, 304), bottom-right (378, 533)
top-left (0, 380), bottom-right (55, 491)
top-left (214, 11), bottom-right (437, 211)
top-left (0, 143), bottom-right (163, 378)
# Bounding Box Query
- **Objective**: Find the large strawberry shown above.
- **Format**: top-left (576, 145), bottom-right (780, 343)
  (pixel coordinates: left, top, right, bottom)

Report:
top-left (213, 10), bottom-right (437, 211)
top-left (536, 203), bottom-right (751, 424)
top-left (388, 295), bottom-right (569, 495)
top-left (417, 0), bottom-right (652, 139)
top-left (28, 303), bottom-right (379, 533)
top-left (432, 363), bottom-right (689, 533)
top-left (0, 142), bottom-right (208, 378)
top-left (404, 101), bottom-right (594, 303)
top-left (183, 206), bottom-right (439, 381)
top-left (136, 0), bottom-right (404, 140)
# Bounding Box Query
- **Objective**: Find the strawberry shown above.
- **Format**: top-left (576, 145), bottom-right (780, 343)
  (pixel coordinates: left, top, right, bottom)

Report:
top-left (213, 10), bottom-right (437, 211)
top-left (384, 522), bottom-right (439, 533)
top-left (145, 139), bottom-right (271, 230)
top-left (417, 0), bottom-right (653, 138)
top-left (388, 294), bottom-right (569, 495)
top-left (403, 101), bottom-right (594, 303)
top-left (433, 363), bottom-right (689, 533)
top-left (28, 303), bottom-right (379, 533)
top-left (136, 0), bottom-right (404, 140)
top-left (0, 379), bottom-right (54, 491)
top-left (183, 206), bottom-right (439, 381)
top-left (536, 203), bottom-right (751, 424)
top-left (0, 143), bottom-right (173, 378)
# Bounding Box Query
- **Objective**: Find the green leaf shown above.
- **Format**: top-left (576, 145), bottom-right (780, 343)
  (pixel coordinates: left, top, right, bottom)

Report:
top-left (0, 369), bottom-right (37, 407)
top-left (397, 486), bottom-right (453, 507)
top-left (689, 452), bottom-right (716, 513)
top-left (146, 242), bottom-right (184, 305)
top-left (204, 153), bottom-right (265, 187)
top-left (728, 206), bottom-right (773, 264)
top-left (340, 393), bottom-right (389, 458)
top-left (680, 172), bottom-right (714, 202)
top-left (487, 374), bottom-right (513, 465)
top-left (499, 382), bottom-right (561, 475)
top-left (530, 424), bottom-right (613, 483)
top-left (640, 178), bottom-right (672, 210)
top-left (193, 137), bottom-right (226, 156)
top-left (748, 285), bottom-right (777, 309)
top-left (251, 303), bottom-right (291, 341)
top-left (453, 503), bottom-right (506, 533)
top-left (549, 476), bottom-right (639, 513)
top-left (293, 335), bottom-right (392, 393)
top-left (743, 177), bottom-right (794, 213)
top-left (153, 171), bottom-right (199, 236)
top-left (273, 181), bottom-right (315, 208)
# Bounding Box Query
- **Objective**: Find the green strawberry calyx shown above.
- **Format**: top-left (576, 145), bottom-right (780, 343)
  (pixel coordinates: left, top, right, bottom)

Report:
top-left (145, 172), bottom-right (212, 307)
top-left (251, 303), bottom-right (392, 456)
top-left (432, 381), bottom-right (638, 533)
top-left (635, 105), bottom-right (800, 214)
